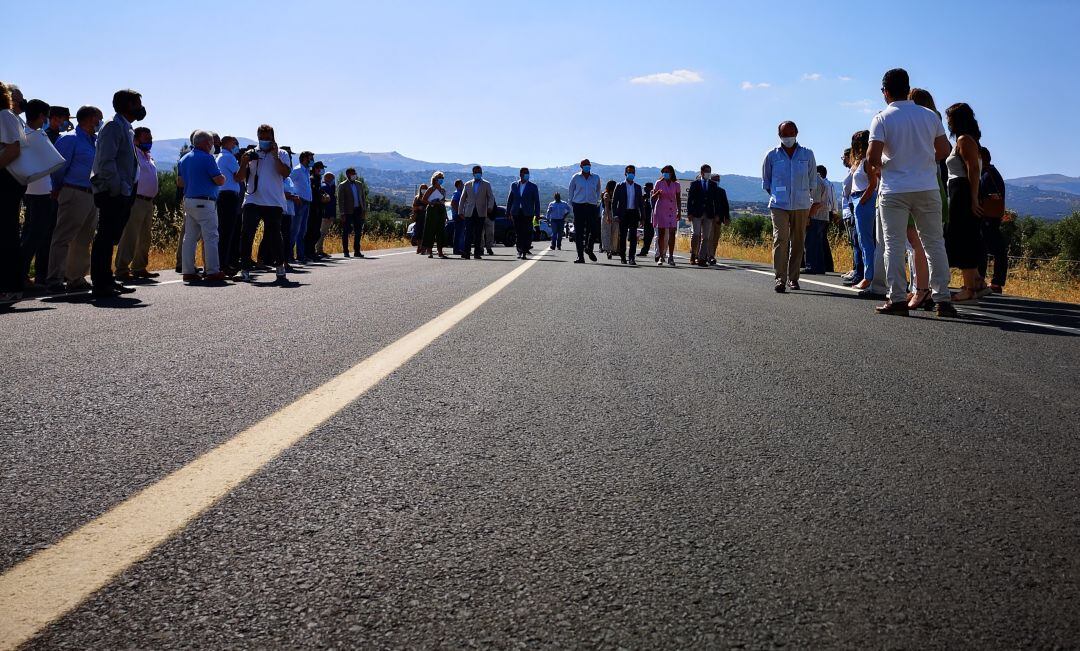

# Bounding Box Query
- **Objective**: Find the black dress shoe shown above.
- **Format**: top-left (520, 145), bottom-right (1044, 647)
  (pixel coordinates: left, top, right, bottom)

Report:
top-left (774, 280), bottom-right (786, 293)
top-left (113, 283), bottom-right (136, 294)
top-left (587, 251), bottom-right (597, 262)
top-left (486, 248), bottom-right (495, 255)
top-left (875, 301), bottom-right (910, 315)
top-left (935, 301), bottom-right (959, 318)
top-left (91, 287), bottom-right (121, 299)
top-left (343, 252), bottom-right (351, 257)
top-left (573, 258), bottom-right (585, 264)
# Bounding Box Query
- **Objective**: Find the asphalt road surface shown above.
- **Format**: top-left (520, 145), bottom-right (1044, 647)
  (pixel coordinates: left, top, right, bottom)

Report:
top-left (2, 245), bottom-right (1079, 649)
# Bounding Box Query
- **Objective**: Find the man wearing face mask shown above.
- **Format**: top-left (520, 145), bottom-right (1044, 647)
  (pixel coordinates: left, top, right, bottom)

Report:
top-left (506, 167), bottom-right (540, 260)
top-left (458, 165), bottom-right (495, 260)
top-left (114, 127), bottom-right (159, 282)
top-left (338, 167), bottom-right (366, 258)
top-left (568, 158), bottom-right (602, 263)
top-left (686, 164), bottom-right (726, 267)
top-left (288, 150), bottom-right (315, 263)
top-left (238, 124), bottom-right (293, 283)
top-left (762, 121), bottom-right (817, 293)
top-left (89, 88), bottom-right (144, 298)
top-left (611, 165), bottom-right (644, 265)
top-left (214, 135), bottom-right (244, 275)
top-left (46, 105), bottom-right (103, 293)
top-left (45, 106), bottom-right (72, 144)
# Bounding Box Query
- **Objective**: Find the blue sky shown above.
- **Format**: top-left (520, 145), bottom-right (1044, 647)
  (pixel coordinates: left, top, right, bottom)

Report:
top-left (5, 0), bottom-right (1076, 179)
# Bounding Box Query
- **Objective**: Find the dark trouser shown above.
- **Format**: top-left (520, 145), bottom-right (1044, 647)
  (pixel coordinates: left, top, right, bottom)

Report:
top-left (0, 169), bottom-right (26, 292)
top-left (304, 205), bottom-right (323, 256)
top-left (571, 202), bottom-right (600, 259)
top-left (804, 219), bottom-right (828, 273)
top-left (979, 217), bottom-right (1008, 287)
top-left (216, 190), bottom-right (241, 271)
top-left (91, 192), bottom-right (133, 289)
top-left (342, 210), bottom-right (364, 253)
top-left (21, 193), bottom-right (56, 283)
top-left (639, 219), bottom-right (654, 255)
top-left (242, 204), bottom-right (284, 269)
top-left (260, 212), bottom-right (292, 264)
top-left (619, 209), bottom-right (640, 260)
top-left (550, 218), bottom-right (564, 249)
top-left (453, 218), bottom-right (467, 254)
top-left (465, 211), bottom-right (485, 257)
top-left (513, 214), bottom-right (533, 254)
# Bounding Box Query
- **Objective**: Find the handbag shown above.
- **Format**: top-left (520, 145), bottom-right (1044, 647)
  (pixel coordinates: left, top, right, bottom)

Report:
top-left (6, 121), bottom-right (65, 185)
top-left (980, 194), bottom-right (1005, 220)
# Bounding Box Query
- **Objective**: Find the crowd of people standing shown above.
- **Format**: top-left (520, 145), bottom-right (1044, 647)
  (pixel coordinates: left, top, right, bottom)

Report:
top-left (0, 68), bottom-right (1011, 317)
top-left (0, 81), bottom-right (371, 302)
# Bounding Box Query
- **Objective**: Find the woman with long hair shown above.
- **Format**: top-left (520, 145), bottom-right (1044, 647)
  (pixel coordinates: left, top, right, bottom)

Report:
top-left (420, 171), bottom-right (449, 258)
top-left (849, 131), bottom-right (877, 291)
top-left (0, 81), bottom-right (27, 303)
top-left (906, 88), bottom-right (946, 308)
top-left (944, 102), bottom-right (988, 302)
top-left (411, 183), bottom-right (427, 254)
top-left (650, 165), bottom-right (681, 266)
top-left (601, 179), bottom-right (617, 258)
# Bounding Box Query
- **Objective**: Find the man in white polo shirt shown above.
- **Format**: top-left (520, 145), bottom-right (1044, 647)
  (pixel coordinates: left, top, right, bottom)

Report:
top-left (866, 68), bottom-right (954, 317)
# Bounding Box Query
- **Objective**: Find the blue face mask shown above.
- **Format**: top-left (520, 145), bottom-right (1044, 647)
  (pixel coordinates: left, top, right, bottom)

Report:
top-left (138, 142), bottom-right (153, 152)
top-left (522, 174), bottom-right (530, 182)
top-left (582, 165), bottom-right (591, 174)
top-left (663, 172), bottom-right (672, 181)
top-left (626, 173), bottom-right (635, 183)
top-left (473, 172), bottom-right (482, 181)
top-left (231, 146), bottom-right (240, 155)
top-left (258, 139), bottom-right (272, 151)
top-left (60, 120), bottom-right (73, 132)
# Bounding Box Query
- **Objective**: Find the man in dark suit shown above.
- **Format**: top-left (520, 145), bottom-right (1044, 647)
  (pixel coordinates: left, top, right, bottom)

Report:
top-left (611, 165), bottom-right (644, 265)
top-left (686, 163), bottom-right (728, 267)
top-left (505, 167), bottom-right (540, 260)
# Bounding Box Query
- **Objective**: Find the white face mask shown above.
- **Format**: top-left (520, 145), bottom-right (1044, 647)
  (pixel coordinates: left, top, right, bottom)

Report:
top-left (780, 136), bottom-right (797, 148)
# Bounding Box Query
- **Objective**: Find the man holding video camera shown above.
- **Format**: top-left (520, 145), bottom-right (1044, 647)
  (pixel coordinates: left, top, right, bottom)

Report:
top-left (237, 124), bottom-right (292, 283)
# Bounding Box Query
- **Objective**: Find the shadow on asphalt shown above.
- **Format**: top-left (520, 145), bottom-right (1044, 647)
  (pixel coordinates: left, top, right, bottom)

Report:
top-left (88, 297), bottom-right (147, 309)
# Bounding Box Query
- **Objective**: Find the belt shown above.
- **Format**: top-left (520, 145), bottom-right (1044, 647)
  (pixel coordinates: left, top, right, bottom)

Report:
top-left (136, 194), bottom-right (155, 201)
top-left (185, 195), bottom-right (214, 201)
top-left (851, 190), bottom-right (865, 199)
top-left (63, 184), bottom-right (93, 194)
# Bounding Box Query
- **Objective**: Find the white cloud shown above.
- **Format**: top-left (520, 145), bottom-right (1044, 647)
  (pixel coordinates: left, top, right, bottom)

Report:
top-left (841, 99), bottom-right (875, 114)
top-left (630, 69), bottom-right (703, 85)
top-left (801, 72), bottom-right (822, 81)
top-left (740, 81), bottom-right (771, 90)
top-left (838, 75), bottom-right (853, 82)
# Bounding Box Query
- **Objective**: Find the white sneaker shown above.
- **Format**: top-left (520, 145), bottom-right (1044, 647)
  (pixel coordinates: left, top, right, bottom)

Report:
top-left (656, 258), bottom-right (664, 267)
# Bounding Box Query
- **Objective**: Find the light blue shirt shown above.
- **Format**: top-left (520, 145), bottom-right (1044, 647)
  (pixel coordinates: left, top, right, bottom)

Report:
top-left (283, 176), bottom-right (297, 216)
top-left (762, 145), bottom-right (818, 211)
top-left (290, 164), bottom-right (313, 202)
top-left (568, 172), bottom-right (602, 205)
top-left (51, 128), bottom-right (96, 189)
top-left (545, 200), bottom-right (572, 221)
top-left (216, 151), bottom-right (240, 193)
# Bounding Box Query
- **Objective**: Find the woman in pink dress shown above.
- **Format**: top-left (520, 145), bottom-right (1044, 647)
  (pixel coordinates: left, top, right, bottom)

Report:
top-left (650, 165), bottom-right (682, 266)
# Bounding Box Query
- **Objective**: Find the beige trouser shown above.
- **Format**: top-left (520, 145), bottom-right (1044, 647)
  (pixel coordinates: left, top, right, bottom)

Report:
top-left (317, 218), bottom-right (333, 253)
top-left (47, 186), bottom-right (98, 285)
top-left (115, 196), bottom-right (154, 274)
top-left (708, 217), bottom-right (722, 259)
top-left (770, 208), bottom-right (810, 283)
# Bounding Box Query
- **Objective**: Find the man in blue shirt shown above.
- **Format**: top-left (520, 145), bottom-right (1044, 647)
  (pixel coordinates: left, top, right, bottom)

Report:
top-left (178, 130), bottom-right (226, 283)
top-left (288, 151), bottom-right (315, 263)
top-left (89, 89), bottom-right (145, 298)
top-left (46, 105), bottom-right (103, 293)
top-left (568, 158), bottom-right (602, 263)
top-left (762, 120), bottom-right (818, 292)
top-left (215, 135), bottom-right (243, 275)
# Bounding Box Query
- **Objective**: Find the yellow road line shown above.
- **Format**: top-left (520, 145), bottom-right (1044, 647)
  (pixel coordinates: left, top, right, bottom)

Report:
top-left (0, 250), bottom-right (548, 650)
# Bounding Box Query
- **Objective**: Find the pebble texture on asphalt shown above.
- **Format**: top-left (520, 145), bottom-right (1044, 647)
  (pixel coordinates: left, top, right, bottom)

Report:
top-left (3, 247), bottom-right (1079, 648)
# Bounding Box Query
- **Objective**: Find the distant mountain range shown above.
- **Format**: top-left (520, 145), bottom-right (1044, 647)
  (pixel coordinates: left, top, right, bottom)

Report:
top-left (150, 140), bottom-right (1078, 220)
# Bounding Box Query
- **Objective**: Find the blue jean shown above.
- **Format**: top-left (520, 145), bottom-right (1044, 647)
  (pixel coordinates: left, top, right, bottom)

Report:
top-left (846, 215), bottom-right (864, 281)
top-left (804, 219), bottom-right (828, 273)
top-left (453, 218), bottom-right (467, 254)
top-left (550, 219), bottom-right (564, 248)
top-left (287, 200), bottom-right (310, 261)
top-left (853, 191), bottom-right (877, 282)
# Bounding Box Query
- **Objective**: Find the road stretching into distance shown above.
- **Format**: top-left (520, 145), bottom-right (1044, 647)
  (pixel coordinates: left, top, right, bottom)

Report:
top-left (1, 245), bottom-right (1078, 649)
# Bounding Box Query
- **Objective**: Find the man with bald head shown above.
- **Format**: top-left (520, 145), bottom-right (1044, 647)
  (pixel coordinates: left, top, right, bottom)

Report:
top-left (762, 120), bottom-right (817, 293)
top-left (177, 130), bottom-right (226, 283)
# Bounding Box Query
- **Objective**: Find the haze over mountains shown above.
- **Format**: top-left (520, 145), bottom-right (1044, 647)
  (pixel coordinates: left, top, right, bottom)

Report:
top-left (152, 140), bottom-right (1079, 220)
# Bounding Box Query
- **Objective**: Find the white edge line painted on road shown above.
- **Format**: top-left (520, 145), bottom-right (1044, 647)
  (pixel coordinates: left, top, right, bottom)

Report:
top-left (733, 262), bottom-right (1077, 333)
top-left (0, 249), bottom-right (549, 651)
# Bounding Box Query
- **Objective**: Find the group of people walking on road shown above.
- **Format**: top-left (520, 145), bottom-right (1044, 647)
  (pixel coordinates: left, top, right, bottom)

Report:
top-left (0, 68), bottom-right (1010, 317)
top-left (0, 81), bottom-right (372, 302)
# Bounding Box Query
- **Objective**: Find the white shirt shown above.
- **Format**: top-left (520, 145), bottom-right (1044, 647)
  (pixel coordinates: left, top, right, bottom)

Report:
top-left (869, 100), bottom-right (947, 195)
top-left (625, 182), bottom-right (637, 209)
top-left (851, 160), bottom-right (870, 193)
top-left (243, 149), bottom-right (291, 210)
top-left (0, 109), bottom-right (23, 158)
